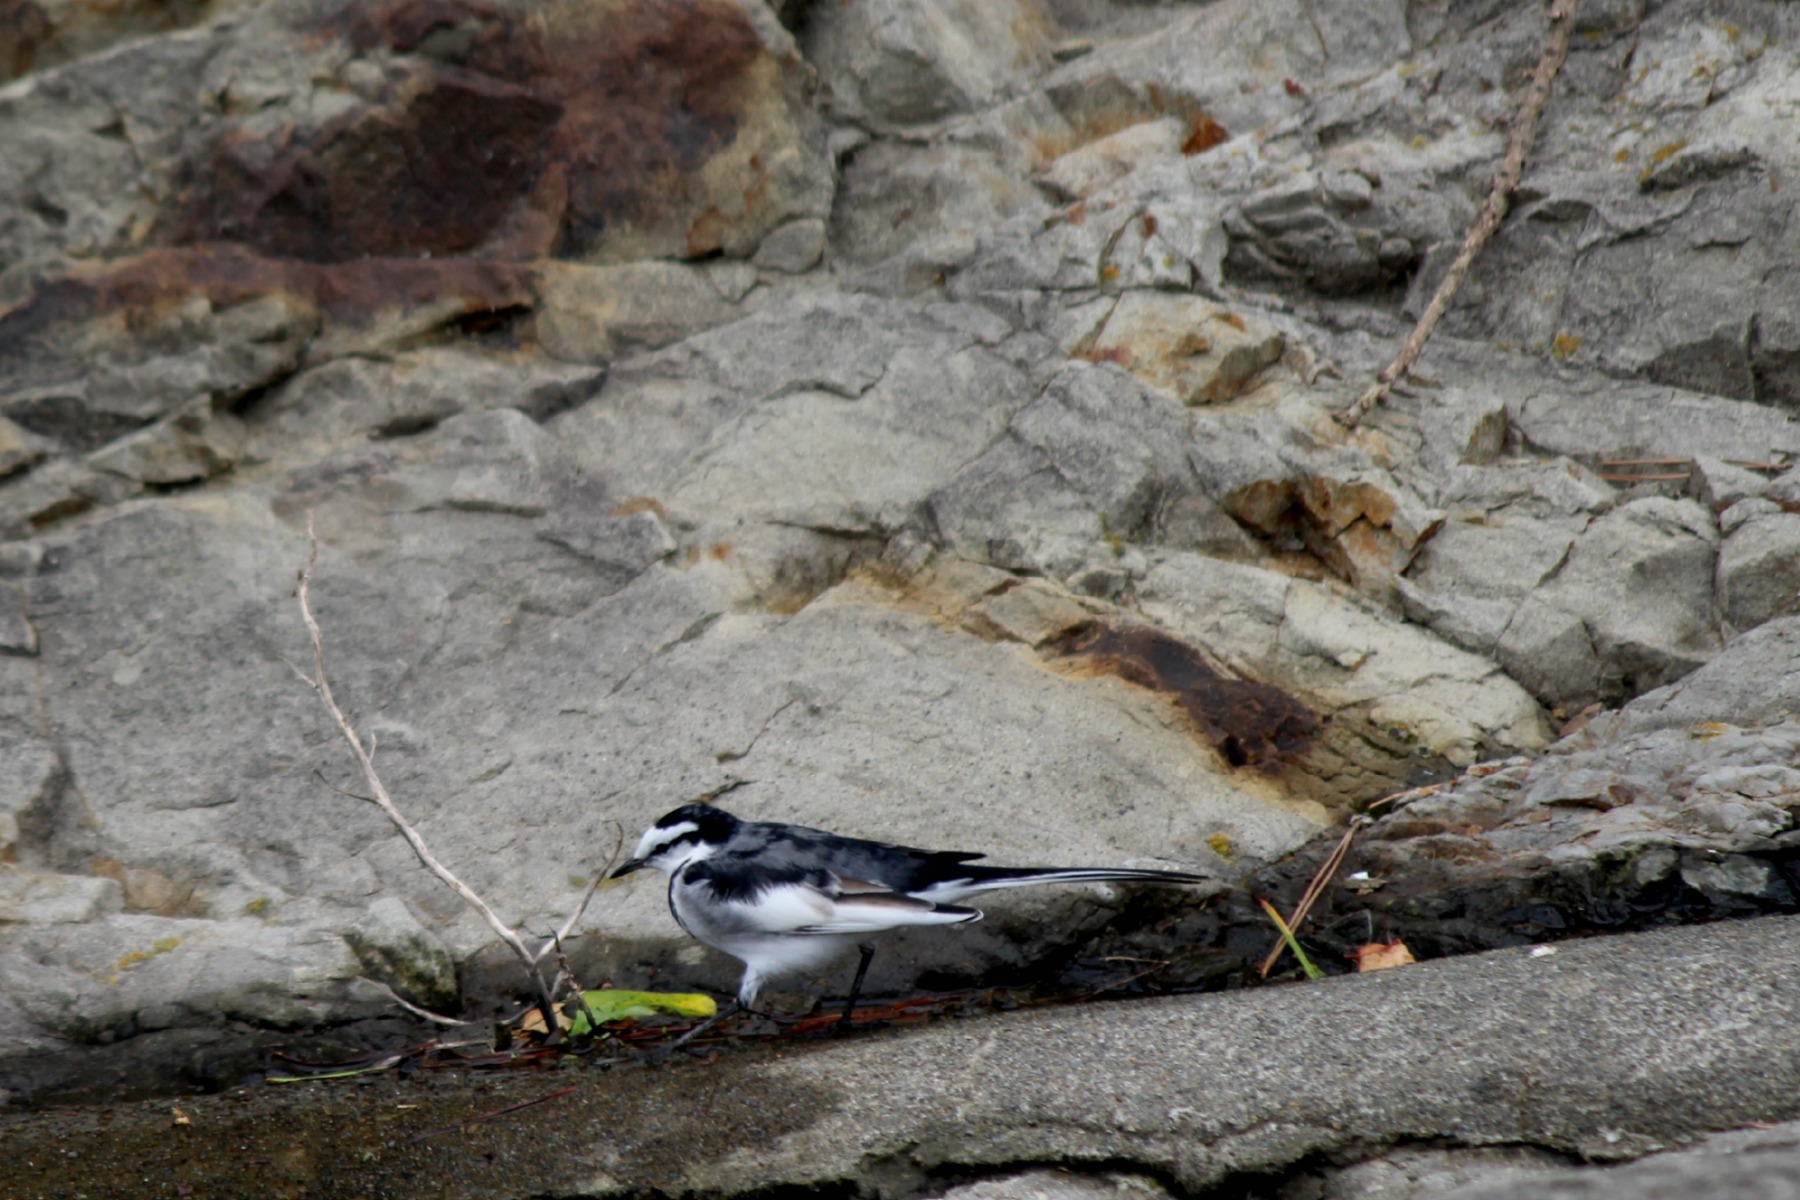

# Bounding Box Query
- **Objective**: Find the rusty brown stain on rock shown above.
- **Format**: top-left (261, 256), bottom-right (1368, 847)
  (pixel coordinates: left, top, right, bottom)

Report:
top-left (1181, 112), bottom-right (1229, 156)
top-left (610, 496), bottom-right (670, 521)
top-left (179, 72), bottom-right (563, 261)
top-left (170, 0), bottom-right (769, 263)
top-left (0, 245), bottom-right (531, 358)
top-left (1219, 479), bottom-right (1300, 536)
top-left (1298, 477), bottom-right (1399, 536)
top-left (1081, 345), bottom-right (1133, 367)
top-left (548, 0), bottom-right (769, 258)
top-left (1054, 622), bottom-right (1320, 770)
top-left (0, 0), bottom-right (51, 78)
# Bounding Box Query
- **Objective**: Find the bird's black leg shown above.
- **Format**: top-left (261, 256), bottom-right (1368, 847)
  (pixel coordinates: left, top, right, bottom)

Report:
top-left (642, 998), bottom-right (739, 1061)
top-left (839, 943), bottom-right (877, 1032)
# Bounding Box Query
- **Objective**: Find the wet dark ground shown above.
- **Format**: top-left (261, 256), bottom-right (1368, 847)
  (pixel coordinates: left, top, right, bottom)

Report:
top-left (1, 1026), bottom-right (900, 1200)
top-left (3, 1069), bottom-right (617, 1200)
top-left (1, 988), bottom-right (1159, 1200)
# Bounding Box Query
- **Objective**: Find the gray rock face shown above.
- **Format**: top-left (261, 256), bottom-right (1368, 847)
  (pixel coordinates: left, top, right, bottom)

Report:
top-left (802, 0), bottom-right (1057, 126)
top-left (1717, 510), bottom-right (1800, 631)
top-left (939, 1172), bottom-right (1171, 1200)
top-left (831, 139), bottom-right (1045, 270)
top-left (1398, 459), bottom-right (1614, 661)
top-left (0, 912), bottom-right (369, 1047)
top-left (0, 0), bottom-right (1798, 1180)
top-left (0, 0), bottom-right (255, 82)
top-left (1605, 614), bottom-right (1800, 738)
top-left (1141, 553), bottom-right (1548, 791)
top-left (1439, 1122), bottom-right (1800, 1200)
top-left (1494, 496), bottom-right (1722, 708)
top-left (1446, 6), bottom-right (1800, 407)
top-left (1352, 603), bottom-right (1800, 950)
top-left (0, 0), bottom-right (832, 274)
top-left (926, 360), bottom-right (1193, 578)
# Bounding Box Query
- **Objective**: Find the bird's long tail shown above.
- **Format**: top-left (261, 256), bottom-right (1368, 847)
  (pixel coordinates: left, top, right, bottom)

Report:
top-left (919, 865), bottom-right (1210, 902)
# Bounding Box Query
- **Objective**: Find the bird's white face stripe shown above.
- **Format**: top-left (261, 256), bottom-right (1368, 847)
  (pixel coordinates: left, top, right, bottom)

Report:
top-left (632, 819), bottom-right (716, 873)
top-left (634, 819), bottom-right (697, 859)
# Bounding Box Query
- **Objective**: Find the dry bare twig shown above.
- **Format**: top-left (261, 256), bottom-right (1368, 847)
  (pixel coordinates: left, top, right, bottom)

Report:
top-left (356, 977), bottom-right (473, 1027)
top-left (1337, 0), bottom-right (1580, 428)
top-left (1258, 815), bottom-right (1370, 978)
top-left (294, 516), bottom-right (613, 1031)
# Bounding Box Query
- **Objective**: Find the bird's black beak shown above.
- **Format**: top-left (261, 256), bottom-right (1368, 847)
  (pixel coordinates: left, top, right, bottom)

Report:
top-left (611, 858), bottom-right (645, 879)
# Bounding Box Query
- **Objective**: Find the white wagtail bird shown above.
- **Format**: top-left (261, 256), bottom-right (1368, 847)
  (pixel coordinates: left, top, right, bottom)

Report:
top-left (611, 803), bottom-right (1210, 1022)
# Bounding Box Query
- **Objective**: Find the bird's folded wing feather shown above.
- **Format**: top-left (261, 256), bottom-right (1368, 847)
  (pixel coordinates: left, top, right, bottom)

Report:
top-left (793, 874), bottom-right (981, 934)
top-left (686, 860), bottom-right (981, 935)
top-left (832, 875), bottom-right (902, 894)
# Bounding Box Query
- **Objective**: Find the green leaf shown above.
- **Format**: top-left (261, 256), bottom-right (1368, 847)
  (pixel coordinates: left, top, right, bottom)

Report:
top-left (568, 989), bottom-right (718, 1036)
top-left (1257, 898), bottom-right (1325, 981)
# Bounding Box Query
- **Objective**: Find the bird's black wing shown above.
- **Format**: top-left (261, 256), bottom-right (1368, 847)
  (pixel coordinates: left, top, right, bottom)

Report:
top-left (679, 854), bottom-right (823, 904)
top-left (731, 819), bottom-right (988, 893)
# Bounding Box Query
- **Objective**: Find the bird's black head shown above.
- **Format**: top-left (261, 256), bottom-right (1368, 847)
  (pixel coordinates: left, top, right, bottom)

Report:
top-left (612, 803), bottom-right (740, 877)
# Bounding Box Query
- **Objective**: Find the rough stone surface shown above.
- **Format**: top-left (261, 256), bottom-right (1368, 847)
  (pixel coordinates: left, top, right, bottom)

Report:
top-left (0, 721), bottom-right (59, 855)
top-left (0, 0), bottom-right (832, 272)
top-left (1142, 554), bottom-right (1549, 784)
top-left (830, 140), bottom-right (1043, 271)
top-left (1688, 455), bottom-right (1770, 511)
top-left (1716, 510), bottom-right (1800, 632)
top-left (0, 0), bottom-right (251, 81)
top-left (86, 395), bottom-right (246, 486)
top-left (1350, 605), bottom-right (1800, 952)
top-left (926, 359), bottom-right (1193, 580)
top-left (1362, 721), bottom-right (1800, 904)
top-left (1398, 467), bottom-right (1604, 659)
top-left (0, 869), bottom-right (121, 926)
top-left (0, 912), bottom-right (369, 1048)
top-left (9, 914), bottom-right (1800, 1196)
top-left (0, 415), bottom-right (51, 477)
top-left (1438, 1122), bottom-right (1800, 1200)
top-left (1605, 614), bottom-right (1800, 739)
top-left (1402, 480), bottom-right (1723, 712)
top-left (1037, 117), bottom-right (1185, 202)
top-left (532, 262), bottom-right (744, 362)
top-left (801, 0), bottom-right (1057, 126)
top-left (941, 1173), bottom-right (1170, 1200)
top-left (1494, 496), bottom-right (1722, 709)
top-left (3, 0), bottom-right (1800, 1178)
top-left (751, 216), bottom-right (828, 273)
top-left (1439, 7), bottom-right (1800, 407)
top-left (1083, 292), bottom-right (1286, 405)
top-left (1268, 1146), bottom-right (1575, 1200)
